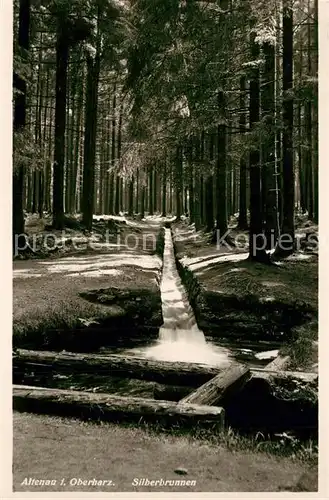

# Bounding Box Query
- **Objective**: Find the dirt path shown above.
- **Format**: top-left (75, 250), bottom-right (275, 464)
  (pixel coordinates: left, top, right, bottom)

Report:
top-left (13, 413), bottom-right (313, 493)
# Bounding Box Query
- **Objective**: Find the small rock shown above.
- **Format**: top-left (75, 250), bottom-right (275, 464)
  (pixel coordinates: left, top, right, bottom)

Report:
top-left (174, 468), bottom-right (188, 476)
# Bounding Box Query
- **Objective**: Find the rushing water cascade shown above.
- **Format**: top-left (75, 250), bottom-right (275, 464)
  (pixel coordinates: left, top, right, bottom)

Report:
top-left (140, 228), bottom-right (231, 365)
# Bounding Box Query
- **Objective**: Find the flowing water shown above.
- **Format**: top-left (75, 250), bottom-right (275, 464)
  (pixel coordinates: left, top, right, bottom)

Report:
top-left (128, 228), bottom-right (232, 366)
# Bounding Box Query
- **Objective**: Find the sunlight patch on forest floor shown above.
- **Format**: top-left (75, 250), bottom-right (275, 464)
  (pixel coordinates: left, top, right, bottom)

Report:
top-left (13, 253), bottom-right (162, 279)
top-left (182, 252), bottom-right (249, 271)
top-left (66, 269), bottom-right (122, 278)
top-left (21, 214), bottom-right (165, 259)
top-left (13, 217), bottom-right (164, 347)
top-left (286, 253), bottom-right (313, 261)
top-left (172, 219), bottom-right (318, 373)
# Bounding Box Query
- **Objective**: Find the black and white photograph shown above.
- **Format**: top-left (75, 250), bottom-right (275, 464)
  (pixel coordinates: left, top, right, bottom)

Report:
top-left (4, 0), bottom-right (323, 494)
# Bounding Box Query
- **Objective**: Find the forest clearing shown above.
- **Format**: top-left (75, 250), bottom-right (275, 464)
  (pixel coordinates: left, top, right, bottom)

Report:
top-left (12, 0), bottom-right (318, 493)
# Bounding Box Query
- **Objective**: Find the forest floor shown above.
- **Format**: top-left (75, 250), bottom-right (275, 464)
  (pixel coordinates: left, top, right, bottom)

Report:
top-left (13, 412), bottom-right (317, 493)
top-left (13, 213), bottom-right (164, 348)
top-left (173, 213), bottom-right (318, 373)
top-left (12, 212), bottom-right (318, 491)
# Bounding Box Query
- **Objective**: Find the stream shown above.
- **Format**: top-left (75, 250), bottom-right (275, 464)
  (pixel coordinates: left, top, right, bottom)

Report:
top-left (127, 228), bottom-right (232, 366)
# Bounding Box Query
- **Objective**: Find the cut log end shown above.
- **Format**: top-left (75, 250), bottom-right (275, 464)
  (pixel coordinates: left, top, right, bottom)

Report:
top-left (178, 364), bottom-right (251, 406)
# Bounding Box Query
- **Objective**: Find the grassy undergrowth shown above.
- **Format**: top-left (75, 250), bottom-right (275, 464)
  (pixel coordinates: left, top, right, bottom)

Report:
top-left (173, 220), bottom-right (318, 372)
top-left (14, 412), bottom-right (315, 493)
top-left (195, 258), bottom-right (317, 310)
top-left (91, 416), bottom-right (317, 464)
top-left (13, 219), bottom-right (164, 350)
top-left (13, 298), bottom-right (111, 350)
top-left (282, 320), bottom-right (318, 371)
top-left (29, 412), bottom-right (316, 464)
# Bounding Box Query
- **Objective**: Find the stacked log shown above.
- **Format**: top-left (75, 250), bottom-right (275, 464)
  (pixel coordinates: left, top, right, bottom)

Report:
top-left (14, 350), bottom-right (317, 386)
top-left (13, 385), bottom-right (225, 428)
top-left (178, 364), bottom-right (251, 406)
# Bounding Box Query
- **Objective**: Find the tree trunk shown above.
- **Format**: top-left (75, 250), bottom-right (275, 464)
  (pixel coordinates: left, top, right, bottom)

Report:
top-left (114, 177), bottom-right (121, 215)
top-left (82, 48), bottom-right (100, 230)
top-left (184, 186), bottom-right (188, 215)
top-left (104, 96), bottom-right (110, 214)
top-left (305, 0), bottom-right (314, 220)
top-left (227, 130), bottom-right (232, 217)
top-left (214, 0), bottom-right (230, 236)
top-left (162, 161), bottom-right (167, 216)
top-left (153, 169), bottom-right (158, 213)
top-left (98, 109), bottom-right (105, 214)
top-left (238, 78), bottom-right (248, 229)
top-left (52, 24), bottom-right (69, 229)
top-left (42, 65), bottom-right (50, 214)
top-left (188, 141), bottom-right (194, 223)
top-left (194, 137), bottom-right (201, 229)
top-left (297, 37), bottom-right (306, 212)
top-left (71, 72), bottom-right (83, 214)
top-left (135, 170), bottom-right (139, 213)
top-left (65, 68), bottom-right (71, 214)
top-left (32, 42), bottom-right (42, 215)
top-left (140, 185), bottom-right (145, 218)
top-left (32, 172), bottom-right (38, 214)
top-left (149, 166), bottom-right (154, 215)
top-left (262, 41), bottom-right (279, 249)
top-left (168, 170), bottom-right (173, 214)
top-left (128, 176), bottom-right (134, 216)
top-left (67, 62), bottom-right (78, 214)
top-left (175, 146), bottom-right (183, 219)
top-left (45, 74), bottom-right (54, 213)
top-left (119, 178), bottom-right (124, 212)
top-left (200, 176), bottom-right (204, 225)
top-left (13, 0), bottom-right (30, 252)
top-left (200, 132), bottom-right (205, 224)
top-left (205, 132), bottom-right (215, 232)
top-left (24, 82), bottom-right (33, 213)
top-left (78, 106), bottom-right (84, 212)
top-left (215, 91), bottom-right (228, 240)
top-left (109, 85), bottom-right (116, 215)
top-left (275, 0), bottom-right (295, 256)
top-left (38, 96), bottom-right (44, 218)
top-left (275, 6), bottom-right (283, 227)
top-left (249, 32), bottom-right (269, 262)
top-left (115, 95), bottom-right (123, 215)
top-left (313, 0), bottom-right (318, 223)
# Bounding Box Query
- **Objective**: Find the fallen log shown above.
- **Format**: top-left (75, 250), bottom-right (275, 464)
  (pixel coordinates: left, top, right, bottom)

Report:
top-left (14, 349), bottom-right (318, 386)
top-left (178, 364), bottom-right (251, 406)
top-left (13, 350), bottom-right (220, 387)
top-left (265, 355), bottom-right (291, 371)
top-left (13, 385), bottom-right (224, 428)
top-left (252, 367), bottom-right (317, 384)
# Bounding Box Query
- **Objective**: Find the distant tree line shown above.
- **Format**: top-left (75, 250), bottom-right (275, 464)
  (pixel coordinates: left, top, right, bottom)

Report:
top-left (13, 0), bottom-right (318, 261)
